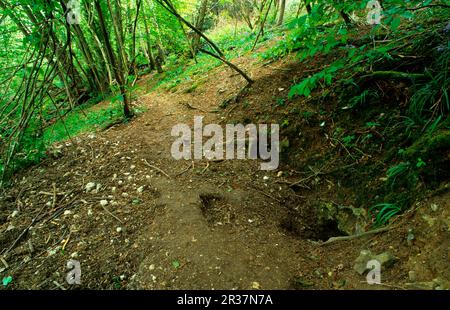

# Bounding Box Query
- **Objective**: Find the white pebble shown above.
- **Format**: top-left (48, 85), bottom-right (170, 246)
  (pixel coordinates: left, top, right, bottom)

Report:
top-left (85, 182), bottom-right (96, 192)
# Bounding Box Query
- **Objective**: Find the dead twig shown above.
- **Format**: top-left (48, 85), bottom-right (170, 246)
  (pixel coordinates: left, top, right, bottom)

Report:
top-left (52, 280), bottom-right (67, 290)
top-left (143, 159), bottom-right (172, 178)
top-left (202, 162), bottom-right (210, 174)
top-left (175, 162), bottom-right (193, 177)
top-left (100, 205), bottom-right (123, 224)
top-left (180, 102), bottom-right (218, 114)
top-left (250, 186), bottom-right (282, 203)
top-left (0, 257), bottom-right (9, 269)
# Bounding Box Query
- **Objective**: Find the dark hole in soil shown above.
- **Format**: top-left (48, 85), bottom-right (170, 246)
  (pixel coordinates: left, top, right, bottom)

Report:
top-left (280, 213), bottom-right (347, 242)
top-left (199, 193), bottom-right (233, 225)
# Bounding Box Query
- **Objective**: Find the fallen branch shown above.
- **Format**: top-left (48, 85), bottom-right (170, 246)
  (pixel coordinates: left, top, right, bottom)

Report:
top-left (319, 226), bottom-right (395, 246)
top-left (360, 71), bottom-right (427, 81)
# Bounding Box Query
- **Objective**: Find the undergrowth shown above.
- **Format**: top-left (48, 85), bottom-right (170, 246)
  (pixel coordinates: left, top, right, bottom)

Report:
top-left (261, 2), bottom-right (449, 226)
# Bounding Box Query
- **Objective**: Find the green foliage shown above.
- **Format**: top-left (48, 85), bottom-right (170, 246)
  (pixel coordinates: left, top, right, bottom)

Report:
top-left (369, 203), bottom-right (401, 227)
top-left (386, 162), bottom-right (410, 186)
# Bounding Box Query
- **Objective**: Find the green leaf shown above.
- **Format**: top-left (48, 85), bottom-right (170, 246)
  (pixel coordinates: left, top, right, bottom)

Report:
top-left (390, 17), bottom-right (401, 31)
top-left (2, 276), bottom-right (12, 287)
top-left (172, 260), bottom-right (180, 269)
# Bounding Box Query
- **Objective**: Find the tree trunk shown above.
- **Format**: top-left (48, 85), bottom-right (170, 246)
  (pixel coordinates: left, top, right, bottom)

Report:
top-left (277, 0), bottom-right (286, 26)
top-left (130, 0), bottom-right (142, 75)
top-left (94, 0), bottom-right (133, 118)
top-left (192, 0), bottom-right (209, 54)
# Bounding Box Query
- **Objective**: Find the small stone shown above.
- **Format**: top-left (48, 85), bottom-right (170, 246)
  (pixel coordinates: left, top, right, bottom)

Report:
top-left (263, 176), bottom-right (269, 181)
top-left (137, 186), bottom-right (144, 193)
top-left (373, 252), bottom-right (397, 268)
top-left (6, 224), bottom-right (15, 231)
top-left (130, 165), bottom-right (136, 170)
top-left (407, 229), bottom-right (415, 245)
top-left (47, 246), bottom-right (61, 257)
top-left (354, 250), bottom-right (397, 275)
top-left (353, 250), bottom-right (373, 275)
top-left (251, 281), bottom-right (261, 289)
top-left (116, 227), bottom-right (123, 233)
top-left (149, 264), bottom-right (155, 271)
top-left (430, 203), bottom-right (439, 212)
top-left (11, 210), bottom-right (19, 218)
top-left (71, 252), bottom-right (79, 258)
top-left (120, 275), bottom-right (126, 280)
top-left (122, 193), bottom-right (129, 198)
top-left (63, 210), bottom-right (72, 216)
top-left (100, 200), bottom-right (108, 207)
top-left (112, 187), bottom-right (117, 193)
top-left (87, 209), bottom-right (93, 216)
top-left (85, 182), bottom-right (96, 192)
top-left (277, 171), bottom-right (283, 177)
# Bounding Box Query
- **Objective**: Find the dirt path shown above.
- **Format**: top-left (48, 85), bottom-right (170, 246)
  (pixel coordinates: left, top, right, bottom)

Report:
top-left (106, 66), bottom-right (306, 289)
top-left (1, 51), bottom-right (448, 290)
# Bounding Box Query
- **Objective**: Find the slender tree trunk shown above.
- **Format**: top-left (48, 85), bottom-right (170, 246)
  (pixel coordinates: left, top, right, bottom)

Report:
top-left (130, 0), bottom-right (142, 74)
top-left (142, 14), bottom-right (156, 71)
top-left (277, 0), bottom-right (286, 25)
top-left (192, 0), bottom-right (209, 54)
top-left (94, 0), bottom-right (133, 118)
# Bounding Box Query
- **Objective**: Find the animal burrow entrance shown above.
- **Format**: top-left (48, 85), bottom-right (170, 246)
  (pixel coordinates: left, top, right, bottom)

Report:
top-left (199, 194), bottom-right (234, 226)
top-left (280, 212), bottom-right (347, 242)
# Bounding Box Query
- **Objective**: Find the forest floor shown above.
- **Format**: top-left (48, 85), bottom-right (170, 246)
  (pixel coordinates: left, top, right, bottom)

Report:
top-left (0, 44), bottom-right (449, 290)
